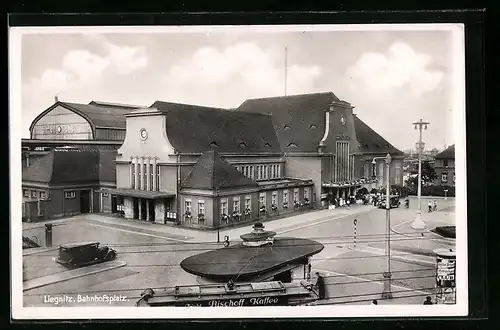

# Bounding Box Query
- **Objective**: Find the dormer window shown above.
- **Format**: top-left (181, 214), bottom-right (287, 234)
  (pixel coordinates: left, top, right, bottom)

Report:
top-left (375, 144), bottom-right (380, 148)
top-left (364, 144), bottom-right (369, 148)
top-left (308, 124), bottom-right (317, 130)
top-left (238, 141), bottom-right (247, 149)
top-left (264, 142), bottom-right (271, 148)
top-left (287, 142), bottom-right (298, 148)
top-left (283, 125), bottom-right (291, 131)
top-left (209, 141), bottom-right (219, 147)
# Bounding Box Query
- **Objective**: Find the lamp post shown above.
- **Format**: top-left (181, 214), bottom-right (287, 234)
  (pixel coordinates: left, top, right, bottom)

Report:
top-left (411, 119), bottom-right (430, 230)
top-left (372, 153), bottom-right (393, 299)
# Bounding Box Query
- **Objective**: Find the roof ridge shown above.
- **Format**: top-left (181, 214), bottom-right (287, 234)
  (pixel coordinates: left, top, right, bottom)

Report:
top-left (242, 91), bottom-right (337, 102)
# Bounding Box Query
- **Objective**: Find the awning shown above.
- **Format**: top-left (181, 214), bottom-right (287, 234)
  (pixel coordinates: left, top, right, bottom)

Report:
top-left (103, 188), bottom-right (175, 199)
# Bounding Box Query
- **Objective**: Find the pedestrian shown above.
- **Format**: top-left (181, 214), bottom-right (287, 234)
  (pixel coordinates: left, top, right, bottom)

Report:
top-left (428, 200), bottom-right (433, 213)
top-left (346, 198), bottom-right (350, 208)
top-left (371, 299), bottom-right (378, 305)
top-left (433, 200), bottom-right (438, 211)
top-left (423, 296), bottom-right (433, 305)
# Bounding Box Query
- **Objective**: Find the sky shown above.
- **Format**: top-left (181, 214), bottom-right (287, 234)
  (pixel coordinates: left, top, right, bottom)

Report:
top-left (18, 26), bottom-right (461, 151)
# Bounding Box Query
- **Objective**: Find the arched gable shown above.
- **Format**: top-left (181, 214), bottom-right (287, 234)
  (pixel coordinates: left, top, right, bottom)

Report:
top-left (30, 103), bottom-right (94, 140)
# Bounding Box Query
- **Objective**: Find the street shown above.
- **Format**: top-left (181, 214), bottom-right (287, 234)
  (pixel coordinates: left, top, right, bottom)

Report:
top-left (22, 196), bottom-right (455, 307)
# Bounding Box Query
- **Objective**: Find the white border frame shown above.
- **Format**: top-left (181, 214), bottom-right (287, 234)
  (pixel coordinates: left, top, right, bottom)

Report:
top-left (10, 23), bottom-right (467, 319)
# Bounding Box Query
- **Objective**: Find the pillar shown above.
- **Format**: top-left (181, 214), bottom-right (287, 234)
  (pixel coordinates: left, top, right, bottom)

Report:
top-left (336, 188), bottom-right (340, 198)
top-left (100, 192), bottom-right (103, 212)
top-left (134, 157), bottom-right (139, 189)
top-left (140, 157), bottom-right (145, 190)
top-left (146, 157), bottom-right (151, 191)
top-left (152, 157), bottom-right (157, 191)
top-left (146, 200), bottom-right (150, 221)
top-left (124, 197), bottom-right (134, 218)
top-left (155, 199), bottom-right (164, 224)
top-left (138, 199), bottom-right (143, 220)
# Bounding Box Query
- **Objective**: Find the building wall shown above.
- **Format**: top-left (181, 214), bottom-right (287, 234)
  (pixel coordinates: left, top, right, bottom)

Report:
top-left (31, 105), bottom-right (93, 140)
top-left (285, 156), bottom-right (321, 207)
top-left (434, 157), bottom-right (456, 186)
top-left (95, 128), bottom-right (126, 141)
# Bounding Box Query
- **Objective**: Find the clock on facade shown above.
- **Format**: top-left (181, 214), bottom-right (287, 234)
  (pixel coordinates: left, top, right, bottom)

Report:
top-left (340, 116), bottom-right (346, 126)
top-left (140, 128), bottom-right (148, 141)
top-left (57, 126), bottom-right (62, 133)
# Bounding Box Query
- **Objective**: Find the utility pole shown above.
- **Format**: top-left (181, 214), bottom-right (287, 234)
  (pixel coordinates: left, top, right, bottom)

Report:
top-left (411, 119), bottom-right (429, 230)
top-left (372, 154), bottom-right (393, 299)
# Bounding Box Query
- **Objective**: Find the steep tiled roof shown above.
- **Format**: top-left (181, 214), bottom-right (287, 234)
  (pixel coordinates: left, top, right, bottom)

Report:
top-left (236, 92), bottom-right (339, 152)
top-left (97, 150), bottom-right (117, 182)
top-left (182, 149), bottom-right (259, 190)
top-left (22, 149), bottom-right (114, 185)
top-left (22, 152), bottom-right (54, 183)
top-left (352, 115), bottom-right (404, 155)
top-left (435, 144), bottom-right (455, 159)
top-left (151, 101), bottom-right (282, 154)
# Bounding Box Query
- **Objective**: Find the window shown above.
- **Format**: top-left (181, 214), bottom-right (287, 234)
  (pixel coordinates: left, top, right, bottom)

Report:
top-left (263, 165), bottom-right (268, 180)
top-left (277, 164), bottom-right (281, 178)
top-left (233, 198), bottom-right (240, 213)
top-left (453, 173), bottom-right (456, 182)
top-left (283, 190), bottom-right (288, 205)
top-left (443, 159), bottom-right (448, 167)
top-left (304, 187), bottom-right (309, 200)
top-left (245, 195), bottom-right (251, 212)
top-left (138, 163), bottom-right (142, 188)
top-left (294, 189), bottom-right (299, 202)
top-left (131, 164), bottom-right (136, 189)
top-left (198, 201), bottom-right (205, 215)
top-left (102, 192), bottom-right (110, 197)
top-left (257, 165), bottom-right (261, 180)
top-left (220, 198), bottom-right (228, 215)
top-left (156, 165), bottom-right (161, 191)
top-left (24, 190), bottom-right (29, 197)
top-left (143, 164), bottom-right (147, 188)
top-left (271, 165), bottom-right (275, 178)
top-left (250, 166), bottom-right (254, 179)
top-left (378, 162), bottom-right (384, 181)
top-left (65, 191), bottom-right (76, 199)
top-left (40, 191), bottom-right (47, 199)
top-left (184, 200), bottom-right (192, 214)
top-left (442, 172), bottom-right (448, 183)
top-left (272, 191), bottom-right (278, 205)
top-left (150, 164), bottom-right (154, 190)
top-left (31, 191), bottom-right (38, 198)
top-left (259, 193), bottom-right (266, 209)
top-left (395, 163), bottom-right (402, 185)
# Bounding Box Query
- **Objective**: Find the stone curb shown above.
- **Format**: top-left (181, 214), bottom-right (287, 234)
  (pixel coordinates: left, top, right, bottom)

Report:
top-left (23, 260), bottom-right (127, 291)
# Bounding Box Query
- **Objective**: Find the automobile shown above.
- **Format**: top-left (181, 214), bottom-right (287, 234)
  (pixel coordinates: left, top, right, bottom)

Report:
top-left (55, 241), bottom-right (117, 268)
top-left (377, 195), bottom-right (401, 209)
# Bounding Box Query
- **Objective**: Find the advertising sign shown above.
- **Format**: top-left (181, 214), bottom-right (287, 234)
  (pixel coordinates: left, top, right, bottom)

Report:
top-left (174, 295), bottom-right (288, 307)
top-left (434, 249), bottom-right (456, 304)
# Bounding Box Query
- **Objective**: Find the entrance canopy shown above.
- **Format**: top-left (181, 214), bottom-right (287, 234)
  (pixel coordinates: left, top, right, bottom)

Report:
top-left (105, 188), bottom-right (175, 199)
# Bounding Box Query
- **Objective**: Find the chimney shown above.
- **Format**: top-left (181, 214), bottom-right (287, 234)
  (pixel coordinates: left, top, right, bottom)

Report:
top-left (54, 95), bottom-right (59, 103)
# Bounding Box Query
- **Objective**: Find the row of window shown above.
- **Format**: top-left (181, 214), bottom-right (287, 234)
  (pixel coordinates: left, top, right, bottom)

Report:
top-left (235, 163), bottom-right (282, 181)
top-left (184, 188), bottom-right (310, 219)
top-left (23, 189), bottom-right (47, 199)
top-left (441, 172), bottom-right (456, 183)
top-left (131, 164), bottom-right (160, 191)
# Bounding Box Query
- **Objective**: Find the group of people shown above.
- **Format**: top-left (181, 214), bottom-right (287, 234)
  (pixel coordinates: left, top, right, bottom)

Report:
top-left (333, 195), bottom-right (357, 208)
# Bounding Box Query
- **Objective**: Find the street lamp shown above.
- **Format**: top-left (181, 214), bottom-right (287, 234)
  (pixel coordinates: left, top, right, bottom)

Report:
top-left (411, 119), bottom-right (430, 230)
top-left (372, 153), bottom-right (393, 299)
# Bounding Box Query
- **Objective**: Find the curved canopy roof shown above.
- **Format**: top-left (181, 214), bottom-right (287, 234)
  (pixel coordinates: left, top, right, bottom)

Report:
top-left (180, 237), bottom-right (324, 280)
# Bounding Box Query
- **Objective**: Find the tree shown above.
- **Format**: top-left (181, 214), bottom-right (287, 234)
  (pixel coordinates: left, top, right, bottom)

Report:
top-left (421, 161), bottom-right (438, 183)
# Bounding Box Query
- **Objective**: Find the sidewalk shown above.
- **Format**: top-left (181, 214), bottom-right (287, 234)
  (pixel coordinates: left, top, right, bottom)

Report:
top-left (34, 204), bottom-right (375, 244)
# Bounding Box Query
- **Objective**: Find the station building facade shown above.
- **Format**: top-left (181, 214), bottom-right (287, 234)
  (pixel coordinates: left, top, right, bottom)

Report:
top-left (22, 93), bottom-right (404, 226)
top-left (105, 92), bottom-right (404, 229)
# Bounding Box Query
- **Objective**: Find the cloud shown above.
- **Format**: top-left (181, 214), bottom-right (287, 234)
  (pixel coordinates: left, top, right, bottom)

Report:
top-left (162, 42), bottom-right (321, 107)
top-left (346, 42), bottom-right (444, 97)
top-left (24, 35), bottom-right (149, 95)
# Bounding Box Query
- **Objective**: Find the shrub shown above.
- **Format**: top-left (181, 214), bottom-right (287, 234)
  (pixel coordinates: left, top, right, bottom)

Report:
top-left (431, 226), bottom-right (456, 239)
top-left (407, 184), bottom-right (455, 197)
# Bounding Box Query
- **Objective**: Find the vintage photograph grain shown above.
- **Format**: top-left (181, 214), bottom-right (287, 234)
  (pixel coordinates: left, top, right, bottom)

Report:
top-left (10, 24), bottom-right (467, 319)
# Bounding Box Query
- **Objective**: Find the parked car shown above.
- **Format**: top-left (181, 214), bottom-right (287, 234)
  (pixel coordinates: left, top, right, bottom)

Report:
top-left (377, 195), bottom-right (401, 209)
top-left (55, 241), bottom-right (117, 268)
